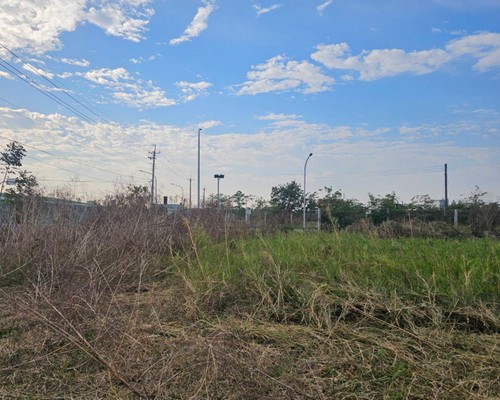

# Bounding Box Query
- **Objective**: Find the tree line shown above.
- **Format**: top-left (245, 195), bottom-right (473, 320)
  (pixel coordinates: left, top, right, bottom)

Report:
top-left (1, 141), bottom-right (498, 233)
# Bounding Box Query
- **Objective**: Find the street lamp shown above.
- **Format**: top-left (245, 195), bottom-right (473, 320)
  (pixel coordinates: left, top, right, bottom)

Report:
top-left (171, 183), bottom-right (184, 205)
top-left (197, 128), bottom-right (202, 208)
top-left (214, 174), bottom-right (224, 209)
top-left (303, 153), bottom-right (313, 229)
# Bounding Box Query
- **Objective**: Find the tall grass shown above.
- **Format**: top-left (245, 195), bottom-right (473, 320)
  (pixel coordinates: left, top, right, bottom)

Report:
top-left (0, 200), bottom-right (498, 399)
top-left (180, 230), bottom-right (499, 309)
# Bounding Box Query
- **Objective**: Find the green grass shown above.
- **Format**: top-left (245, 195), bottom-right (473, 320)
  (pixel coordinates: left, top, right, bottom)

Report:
top-left (183, 231), bottom-right (499, 304)
top-left (1, 212), bottom-right (499, 399)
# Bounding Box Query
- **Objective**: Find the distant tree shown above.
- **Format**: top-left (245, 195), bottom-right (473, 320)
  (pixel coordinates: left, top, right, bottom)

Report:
top-left (10, 170), bottom-right (38, 196)
top-left (1, 141), bottom-right (27, 194)
top-left (206, 193), bottom-right (231, 209)
top-left (270, 181), bottom-right (303, 212)
top-left (457, 185), bottom-right (487, 208)
top-left (107, 184), bottom-right (150, 206)
top-left (231, 190), bottom-right (251, 210)
top-left (410, 194), bottom-right (439, 211)
top-left (368, 192), bottom-right (405, 224)
top-left (252, 196), bottom-right (269, 210)
top-left (318, 187), bottom-right (365, 228)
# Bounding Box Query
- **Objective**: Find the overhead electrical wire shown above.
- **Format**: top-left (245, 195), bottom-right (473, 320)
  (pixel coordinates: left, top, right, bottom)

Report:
top-left (0, 133), bottom-right (126, 181)
top-left (0, 42), bottom-right (155, 149)
top-left (0, 42), bottom-right (194, 183)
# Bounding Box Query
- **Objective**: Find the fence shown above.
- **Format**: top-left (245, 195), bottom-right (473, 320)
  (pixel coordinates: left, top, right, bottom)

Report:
top-left (1, 196), bottom-right (498, 237)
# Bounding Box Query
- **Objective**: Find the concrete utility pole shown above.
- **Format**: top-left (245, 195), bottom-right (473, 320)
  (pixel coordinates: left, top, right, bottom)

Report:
top-left (148, 145), bottom-right (159, 207)
top-left (303, 153), bottom-right (313, 229)
top-left (197, 128), bottom-right (202, 208)
top-left (188, 177), bottom-right (193, 209)
top-left (444, 163), bottom-right (448, 215)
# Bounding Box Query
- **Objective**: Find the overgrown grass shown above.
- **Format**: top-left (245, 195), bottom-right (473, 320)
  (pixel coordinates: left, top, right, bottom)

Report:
top-left (0, 203), bottom-right (499, 399)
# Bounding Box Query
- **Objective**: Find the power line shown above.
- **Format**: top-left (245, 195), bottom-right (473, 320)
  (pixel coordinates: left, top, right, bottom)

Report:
top-left (0, 57), bottom-right (98, 124)
top-left (0, 133), bottom-right (126, 180)
top-left (0, 42), bottom-right (150, 149)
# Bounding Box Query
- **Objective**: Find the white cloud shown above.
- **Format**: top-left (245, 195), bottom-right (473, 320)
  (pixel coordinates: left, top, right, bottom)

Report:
top-left (81, 67), bottom-right (133, 87)
top-left (254, 4), bottom-right (282, 17)
top-left (78, 67), bottom-right (176, 109)
top-left (22, 63), bottom-right (55, 80)
top-left (112, 86), bottom-right (176, 109)
top-left (312, 43), bottom-right (451, 80)
top-left (176, 81), bottom-right (212, 102)
top-left (0, 0), bottom-right (153, 57)
top-left (86, 1), bottom-right (154, 43)
top-left (199, 120), bottom-right (221, 129)
top-left (311, 32), bottom-right (500, 80)
top-left (446, 32), bottom-right (500, 71)
top-left (129, 54), bottom-right (157, 64)
top-left (170, 1), bottom-right (216, 46)
top-left (60, 58), bottom-right (90, 67)
top-left (0, 71), bottom-right (13, 80)
top-left (0, 106), bottom-right (498, 203)
top-left (236, 55), bottom-right (334, 95)
top-left (317, 0), bottom-right (334, 15)
top-left (0, 0), bottom-right (86, 55)
top-left (257, 113), bottom-right (302, 121)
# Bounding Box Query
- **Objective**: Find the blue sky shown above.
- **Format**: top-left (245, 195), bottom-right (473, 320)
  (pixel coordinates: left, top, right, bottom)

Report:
top-left (0, 0), bottom-right (499, 205)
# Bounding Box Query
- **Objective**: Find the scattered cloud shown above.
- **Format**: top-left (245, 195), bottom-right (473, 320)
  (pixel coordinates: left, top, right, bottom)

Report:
top-left (316, 0), bottom-right (334, 16)
top-left (60, 58), bottom-right (91, 67)
top-left (446, 32), bottom-right (500, 71)
top-left (176, 81), bottom-right (212, 102)
top-left (199, 120), bottom-right (221, 129)
top-left (257, 113), bottom-right (302, 121)
top-left (253, 4), bottom-right (282, 17)
top-left (0, 0), bottom-right (153, 56)
top-left (129, 54), bottom-right (158, 64)
top-left (311, 43), bottom-right (451, 80)
top-left (311, 32), bottom-right (500, 80)
top-left (85, 1), bottom-right (154, 43)
top-left (0, 71), bottom-right (13, 80)
top-left (78, 67), bottom-right (176, 109)
top-left (22, 63), bottom-right (55, 80)
top-left (170, 1), bottom-right (216, 46)
top-left (236, 55), bottom-right (334, 95)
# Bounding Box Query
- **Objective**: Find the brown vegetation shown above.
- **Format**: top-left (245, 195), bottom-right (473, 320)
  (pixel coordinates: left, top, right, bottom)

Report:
top-left (0, 199), bottom-right (498, 399)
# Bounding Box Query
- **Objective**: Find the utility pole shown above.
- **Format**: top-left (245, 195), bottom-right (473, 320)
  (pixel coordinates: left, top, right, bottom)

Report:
top-left (197, 128), bottom-right (202, 208)
top-left (188, 177), bottom-right (193, 209)
top-left (148, 145), bottom-right (159, 207)
top-left (444, 163), bottom-right (448, 215)
top-left (203, 187), bottom-right (206, 208)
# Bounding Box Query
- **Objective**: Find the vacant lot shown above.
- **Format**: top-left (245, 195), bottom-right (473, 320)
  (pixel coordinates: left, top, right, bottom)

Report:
top-left (1, 208), bottom-right (499, 399)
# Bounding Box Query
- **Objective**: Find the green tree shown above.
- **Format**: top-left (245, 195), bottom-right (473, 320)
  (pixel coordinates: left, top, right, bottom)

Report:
top-left (252, 196), bottom-right (269, 210)
top-left (270, 181), bottom-right (304, 212)
top-left (318, 187), bottom-right (365, 228)
top-left (11, 170), bottom-right (38, 196)
top-left (368, 192), bottom-right (405, 224)
top-left (231, 190), bottom-right (251, 210)
top-left (1, 141), bottom-right (27, 194)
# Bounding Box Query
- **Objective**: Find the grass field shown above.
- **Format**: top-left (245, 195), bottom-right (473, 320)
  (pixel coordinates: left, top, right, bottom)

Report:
top-left (0, 208), bottom-right (499, 399)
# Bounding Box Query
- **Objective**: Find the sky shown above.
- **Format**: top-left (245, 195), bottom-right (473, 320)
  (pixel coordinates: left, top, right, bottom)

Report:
top-left (0, 0), bottom-right (499, 206)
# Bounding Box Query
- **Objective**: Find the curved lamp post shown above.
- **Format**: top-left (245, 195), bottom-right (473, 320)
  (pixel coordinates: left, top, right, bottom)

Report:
top-left (303, 153), bottom-right (313, 229)
top-left (171, 183), bottom-right (184, 205)
top-left (197, 128), bottom-right (202, 208)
